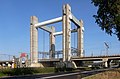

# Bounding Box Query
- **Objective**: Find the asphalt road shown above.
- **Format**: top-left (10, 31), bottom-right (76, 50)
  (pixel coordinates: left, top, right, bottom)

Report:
top-left (0, 68), bottom-right (116, 79)
top-left (0, 71), bottom-right (81, 79)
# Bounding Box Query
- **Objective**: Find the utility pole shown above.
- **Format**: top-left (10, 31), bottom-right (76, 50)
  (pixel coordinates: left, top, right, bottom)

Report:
top-left (91, 51), bottom-right (93, 57)
top-left (104, 42), bottom-right (109, 56)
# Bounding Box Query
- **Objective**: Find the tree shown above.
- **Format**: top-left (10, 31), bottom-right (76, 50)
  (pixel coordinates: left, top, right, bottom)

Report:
top-left (91, 0), bottom-right (120, 40)
top-left (112, 60), bottom-right (119, 65)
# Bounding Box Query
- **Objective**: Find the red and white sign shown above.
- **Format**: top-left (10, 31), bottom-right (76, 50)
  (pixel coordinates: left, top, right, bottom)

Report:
top-left (20, 53), bottom-right (26, 58)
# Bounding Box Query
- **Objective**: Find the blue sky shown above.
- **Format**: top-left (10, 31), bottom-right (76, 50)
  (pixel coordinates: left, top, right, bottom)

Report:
top-left (0, 0), bottom-right (120, 59)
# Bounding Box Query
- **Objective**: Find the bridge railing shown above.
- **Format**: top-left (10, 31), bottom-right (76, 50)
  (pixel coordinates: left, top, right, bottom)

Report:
top-left (0, 54), bottom-right (13, 61)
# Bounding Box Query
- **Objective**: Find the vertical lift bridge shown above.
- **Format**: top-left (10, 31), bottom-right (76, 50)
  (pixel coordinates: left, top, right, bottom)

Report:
top-left (30, 4), bottom-right (84, 67)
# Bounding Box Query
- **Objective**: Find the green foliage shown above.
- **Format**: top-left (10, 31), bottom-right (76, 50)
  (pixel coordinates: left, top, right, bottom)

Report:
top-left (11, 68), bottom-right (34, 75)
top-left (55, 62), bottom-right (66, 72)
top-left (83, 61), bottom-right (93, 65)
top-left (0, 67), bottom-right (55, 77)
top-left (33, 67), bottom-right (55, 73)
top-left (0, 68), bottom-right (12, 76)
top-left (55, 62), bottom-right (74, 72)
top-left (0, 73), bottom-right (7, 77)
top-left (55, 67), bottom-right (74, 72)
top-left (79, 67), bottom-right (92, 71)
top-left (112, 60), bottom-right (119, 65)
top-left (91, 0), bottom-right (120, 40)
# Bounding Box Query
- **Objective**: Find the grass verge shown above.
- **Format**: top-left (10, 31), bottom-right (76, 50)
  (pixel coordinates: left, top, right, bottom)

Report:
top-left (0, 67), bottom-right (55, 77)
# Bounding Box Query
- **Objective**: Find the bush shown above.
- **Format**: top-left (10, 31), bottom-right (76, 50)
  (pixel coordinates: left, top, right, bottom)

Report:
top-left (0, 67), bottom-right (55, 77)
top-left (33, 67), bottom-right (55, 73)
top-left (0, 73), bottom-right (7, 77)
top-left (11, 68), bottom-right (34, 75)
top-left (65, 68), bottom-right (74, 71)
top-left (0, 68), bottom-right (12, 76)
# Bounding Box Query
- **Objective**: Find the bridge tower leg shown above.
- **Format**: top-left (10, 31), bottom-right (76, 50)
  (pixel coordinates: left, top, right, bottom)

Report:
top-left (49, 26), bottom-right (55, 59)
top-left (77, 20), bottom-right (84, 57)
top-left (62, 4), bottom-right (71, 62)
top-left (30, 16), bottom-right (38, 64)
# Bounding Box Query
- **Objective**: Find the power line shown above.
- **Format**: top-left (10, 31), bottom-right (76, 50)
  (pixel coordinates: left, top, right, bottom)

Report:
top-left (104, 42), bottom-right (109, 56)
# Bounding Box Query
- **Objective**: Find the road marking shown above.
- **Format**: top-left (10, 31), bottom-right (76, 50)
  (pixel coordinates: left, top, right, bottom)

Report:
top-left (36, 72), bottom-right (80, 79)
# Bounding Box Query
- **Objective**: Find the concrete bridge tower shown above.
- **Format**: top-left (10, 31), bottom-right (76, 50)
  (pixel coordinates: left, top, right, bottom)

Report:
top-left (30, 16), bottom-right (38, 64)
top-left (77, 20), bottom-right (84, 57)
top-left (30, 4), bottom-right (84, 67)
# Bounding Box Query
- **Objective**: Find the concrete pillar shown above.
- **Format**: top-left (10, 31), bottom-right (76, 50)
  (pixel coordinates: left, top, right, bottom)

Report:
top-left (102, 58), bottom-right (108, 67)
top-left (77, 20), bottom-right (84, 57)
top-left (105, 61), bottom-right (108, 67)
top-left (30, 16), bottom-right (38, 64)
top-left (62, 4), bottom-right (71, 62)
top-left (49, 26), bottom-right (55, 59)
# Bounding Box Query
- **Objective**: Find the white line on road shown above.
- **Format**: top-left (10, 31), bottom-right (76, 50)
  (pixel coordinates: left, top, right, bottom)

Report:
top-left (36, 72), bottom-right (80, 79)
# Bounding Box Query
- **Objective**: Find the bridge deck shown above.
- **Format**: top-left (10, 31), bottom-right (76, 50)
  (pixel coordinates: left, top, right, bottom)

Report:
top-left (0, 55), bottom-right (120, 64)
top-left (38, 58), bottom-right (60, 62)
top-left (38, 55), bottom-right (120, 62)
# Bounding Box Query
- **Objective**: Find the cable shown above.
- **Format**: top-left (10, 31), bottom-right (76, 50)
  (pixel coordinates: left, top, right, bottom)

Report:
top-left (42, 30), bottom-right (45, 59)
top-left (73, 24), bottom-right (76, 49)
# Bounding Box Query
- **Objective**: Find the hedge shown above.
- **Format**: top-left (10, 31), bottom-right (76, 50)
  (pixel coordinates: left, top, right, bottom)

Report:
top-left (0, 67), bottom-right (55, 77)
